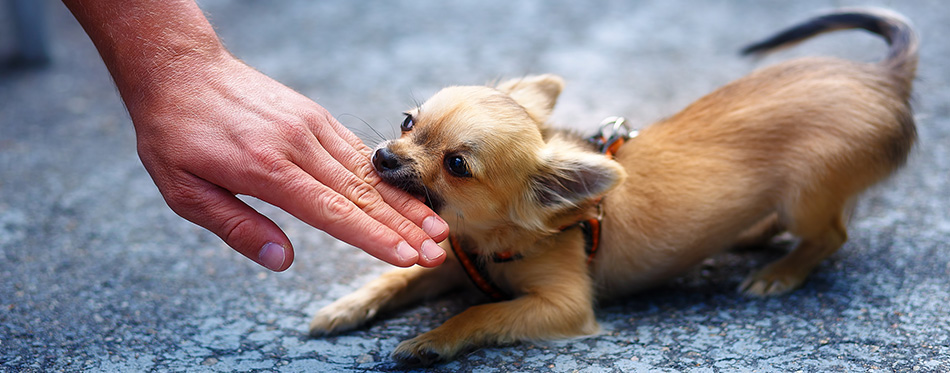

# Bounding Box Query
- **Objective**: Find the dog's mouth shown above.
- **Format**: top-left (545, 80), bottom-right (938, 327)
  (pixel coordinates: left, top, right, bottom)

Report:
top-left (420, 192), bottom-right (444, 213)
top-left (389, 175), bottom-right (444, 213)
top-left (371, 151), bottom-right (445, 213)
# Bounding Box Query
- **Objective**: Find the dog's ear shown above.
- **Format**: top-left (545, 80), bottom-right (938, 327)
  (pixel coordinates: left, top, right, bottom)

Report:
top-left (530, 144), bottom-right (626, 211)
top-left (495, 74), bottom-right (564, 123)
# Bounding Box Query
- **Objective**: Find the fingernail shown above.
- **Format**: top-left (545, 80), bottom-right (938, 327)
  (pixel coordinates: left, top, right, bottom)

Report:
top-left (422, 216), bottom-right (448, 238)
top-left (396, 241), bottom-right (418, 263)
top-left (259, 242), bottom-right (287, 271)
top-left (421, 239), bottom-right (445, 262)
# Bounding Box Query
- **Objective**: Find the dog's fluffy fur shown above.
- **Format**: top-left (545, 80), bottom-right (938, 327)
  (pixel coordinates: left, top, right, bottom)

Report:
top-left (309, 8), bottom-right (918, 365)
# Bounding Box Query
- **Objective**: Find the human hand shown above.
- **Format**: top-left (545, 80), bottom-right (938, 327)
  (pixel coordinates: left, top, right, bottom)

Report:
top-left (126, 54), bottom-right (449, 271)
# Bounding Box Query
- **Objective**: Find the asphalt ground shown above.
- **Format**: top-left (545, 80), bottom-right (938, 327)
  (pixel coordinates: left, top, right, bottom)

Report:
top-left (1, 0), bottom-right (949, 371)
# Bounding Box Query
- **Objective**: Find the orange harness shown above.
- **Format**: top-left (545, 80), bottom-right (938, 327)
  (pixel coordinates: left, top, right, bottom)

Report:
top-left (450, 117), bottom-right (636, 301)
top-left (449, 217), bottom-right (602, 301)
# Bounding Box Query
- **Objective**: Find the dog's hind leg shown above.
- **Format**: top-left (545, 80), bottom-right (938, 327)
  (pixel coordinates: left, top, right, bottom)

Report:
top-left (731, 212), bottom-right (785, 251)
top-left (740, 198), bottom-right (848, 296)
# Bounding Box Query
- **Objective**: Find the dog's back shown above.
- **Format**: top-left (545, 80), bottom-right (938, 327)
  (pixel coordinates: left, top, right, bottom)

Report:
top-left (595, 8), bottom-right (919, 298)
top-left (738, 7), bottom-right (918, 168)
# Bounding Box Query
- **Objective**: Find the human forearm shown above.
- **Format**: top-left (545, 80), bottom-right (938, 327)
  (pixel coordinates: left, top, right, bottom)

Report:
top-left (63, 0), bottom-right (227, 111)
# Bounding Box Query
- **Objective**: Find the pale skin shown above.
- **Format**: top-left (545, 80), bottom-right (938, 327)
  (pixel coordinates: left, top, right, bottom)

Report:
top-left (62, 0), bottom-right (449, 271)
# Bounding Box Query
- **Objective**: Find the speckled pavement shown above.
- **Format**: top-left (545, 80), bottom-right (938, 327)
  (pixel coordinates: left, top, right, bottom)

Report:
top-left (2, 1), bottom-right (949, 371)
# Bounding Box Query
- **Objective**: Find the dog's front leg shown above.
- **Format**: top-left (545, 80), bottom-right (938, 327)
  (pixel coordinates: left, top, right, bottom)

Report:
top-left (309, 253), bottom-right (466, 336)
top-left (391, 282), bottom-right (597, 365)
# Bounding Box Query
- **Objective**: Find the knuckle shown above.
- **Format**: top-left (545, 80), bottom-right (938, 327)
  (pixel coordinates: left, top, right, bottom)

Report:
top-left (265, 158), bottom-right (299, 181)
top-left (246, 123), bottom-right (311, 173)
top-left (249, 146), bottom-right (288, 172)
top-left (164, 185), bottom-right (204, 210)
top-left (380, 188), bottom-right (428, 217)
top-left (391, 217), bottom-right (418, 237)
top-left (348, 182), bottom-right (380, 209)
top-left (230, 137), bottom-right (288, 182)
top-left (295, 108), bottom-right (332, 139)
top-left (161, 180), bottom-right (213, 215)
top-left (280, 122), bottom-right (316, 150)
top-left (316, 107), bottom-right (339, 132)
top-left (316, 190), bottom-right (357, 221)
top-left (354, 144), bottom-right (373, 158)
top-left (220, 213), bottom-right (256, 247)
top-left (355, 161), bottom-right (382, 185)
top-left (244, 148), bottom-right (298, 191)
top-left (393, 193), bottom-right (423, 211)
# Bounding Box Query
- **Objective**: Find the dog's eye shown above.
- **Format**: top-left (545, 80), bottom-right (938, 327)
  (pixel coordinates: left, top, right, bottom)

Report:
top-left (400, 114), bottom-right (414, 132)
top-left (444, 155), bottom-right (472, 177)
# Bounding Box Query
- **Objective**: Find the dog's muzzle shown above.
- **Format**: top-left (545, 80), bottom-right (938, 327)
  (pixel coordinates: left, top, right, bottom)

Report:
top-left (371, 147), bottom-right (444, 212)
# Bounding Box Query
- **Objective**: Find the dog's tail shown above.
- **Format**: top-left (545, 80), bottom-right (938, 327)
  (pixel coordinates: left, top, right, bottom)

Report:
top-left (741, 8), bottom-right (918, 83)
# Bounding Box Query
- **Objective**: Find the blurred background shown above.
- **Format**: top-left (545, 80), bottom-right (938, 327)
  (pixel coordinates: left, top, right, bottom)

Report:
top-left (2, 0), bottom-right (948, 371)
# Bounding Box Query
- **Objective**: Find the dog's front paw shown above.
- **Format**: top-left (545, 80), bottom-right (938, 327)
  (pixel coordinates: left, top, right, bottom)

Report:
top-left (308, 294), bottom-right (382, 337)
top-left (391, 332), bottom-right (464, 367)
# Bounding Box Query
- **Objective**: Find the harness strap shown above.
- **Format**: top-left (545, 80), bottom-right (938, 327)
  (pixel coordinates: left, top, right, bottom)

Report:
top-left (450, 235), bottom-right (512, 301)
top-left (450, 221), bottom-right (598, 302)
top-left (578, 218), bottom-right (601, 266)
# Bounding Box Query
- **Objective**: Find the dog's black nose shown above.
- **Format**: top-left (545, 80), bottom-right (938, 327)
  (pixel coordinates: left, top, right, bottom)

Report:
top-left (373, 148), bottom-right (402, 172)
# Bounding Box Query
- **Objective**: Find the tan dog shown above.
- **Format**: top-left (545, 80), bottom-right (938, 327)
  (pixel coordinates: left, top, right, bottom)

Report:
top-left (309, 9), bottom-right (917, 365)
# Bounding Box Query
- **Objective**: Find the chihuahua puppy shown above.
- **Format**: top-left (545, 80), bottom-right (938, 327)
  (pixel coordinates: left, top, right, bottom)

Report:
top-left (310, 9), bottom-right (917, 365)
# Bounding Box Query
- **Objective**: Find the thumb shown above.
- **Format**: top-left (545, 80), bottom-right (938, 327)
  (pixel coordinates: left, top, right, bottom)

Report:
top-left (162, 177), bottom-right (295, 272)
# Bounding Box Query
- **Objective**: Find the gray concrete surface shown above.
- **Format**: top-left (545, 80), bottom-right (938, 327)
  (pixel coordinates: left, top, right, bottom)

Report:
top-left (2, 0), bottom-right (949, 371)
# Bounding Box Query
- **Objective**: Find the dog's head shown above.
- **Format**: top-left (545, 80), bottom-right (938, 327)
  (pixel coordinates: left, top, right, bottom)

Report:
top-left (373, 75), bottom-right (626, 237)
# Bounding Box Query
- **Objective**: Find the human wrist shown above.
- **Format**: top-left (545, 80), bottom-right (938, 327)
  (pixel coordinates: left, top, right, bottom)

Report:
top-left (119, 42), bottom-right (234, 120)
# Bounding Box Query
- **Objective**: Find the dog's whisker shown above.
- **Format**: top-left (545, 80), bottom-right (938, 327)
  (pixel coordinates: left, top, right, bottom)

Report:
top-left (339, 113), bottom-right (389, 144)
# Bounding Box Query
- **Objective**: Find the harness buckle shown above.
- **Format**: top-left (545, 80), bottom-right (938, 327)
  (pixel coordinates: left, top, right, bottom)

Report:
top-left (591, 116), bottom-right (638, 154)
